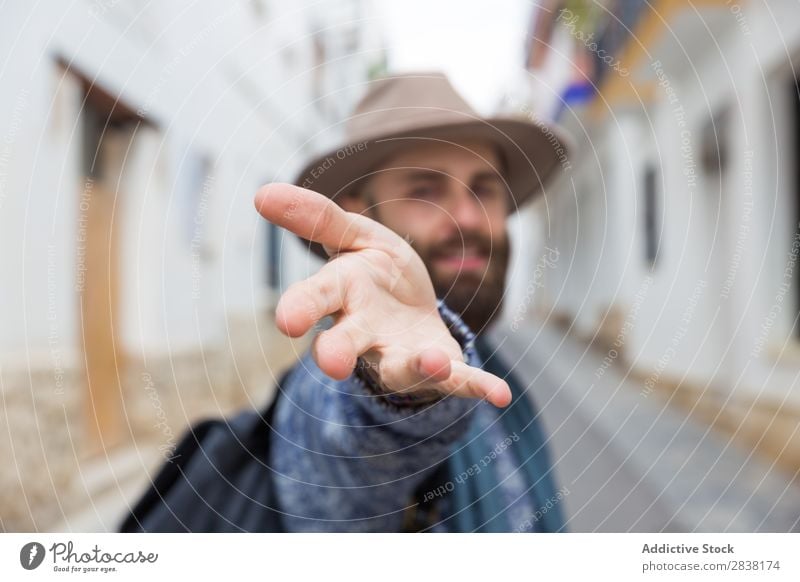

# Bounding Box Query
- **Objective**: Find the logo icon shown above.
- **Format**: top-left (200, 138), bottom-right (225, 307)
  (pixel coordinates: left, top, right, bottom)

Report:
top-left (20, 542), bottom-right (45, 570)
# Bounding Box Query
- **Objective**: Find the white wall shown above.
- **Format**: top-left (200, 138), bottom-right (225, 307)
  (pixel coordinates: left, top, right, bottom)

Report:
top-left (518, 0), bottom-right (800, 405)
top-left (0, 0), bottom-right (382, 364)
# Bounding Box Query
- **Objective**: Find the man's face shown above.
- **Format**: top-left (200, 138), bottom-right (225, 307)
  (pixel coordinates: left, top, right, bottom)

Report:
top-left (341, 139), bottom-right (511, 333)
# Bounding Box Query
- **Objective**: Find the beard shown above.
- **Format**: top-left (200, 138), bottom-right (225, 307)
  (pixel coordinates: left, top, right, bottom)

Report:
top-left (410, 231), bottom-right (510, 335)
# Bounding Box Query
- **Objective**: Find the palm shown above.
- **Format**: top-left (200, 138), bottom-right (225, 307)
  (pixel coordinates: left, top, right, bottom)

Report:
top-left (254, 183), bottom-right (511, 407)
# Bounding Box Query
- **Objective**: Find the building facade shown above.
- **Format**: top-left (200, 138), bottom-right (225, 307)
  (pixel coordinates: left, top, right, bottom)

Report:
top-left (508, 0), bottom-right (800, 476)
top-left (0, 0), bottom-right (385, 531)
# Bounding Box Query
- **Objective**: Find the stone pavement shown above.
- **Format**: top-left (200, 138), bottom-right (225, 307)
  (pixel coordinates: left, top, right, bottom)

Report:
top-left (489, 319), bottom-right (800, 532)
top-left (52, 324), bottom-right (308, 533)
top-left (52, 316), bottom-right (800, 533)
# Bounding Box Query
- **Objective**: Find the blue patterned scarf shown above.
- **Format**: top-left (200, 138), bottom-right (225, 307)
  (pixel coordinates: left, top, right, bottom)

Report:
top-left (441, 335), bottom-right (567, 532)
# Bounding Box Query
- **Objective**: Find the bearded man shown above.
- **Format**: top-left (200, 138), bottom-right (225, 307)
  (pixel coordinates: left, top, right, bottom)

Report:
top-left (257, 72), bottom-right (569, 532)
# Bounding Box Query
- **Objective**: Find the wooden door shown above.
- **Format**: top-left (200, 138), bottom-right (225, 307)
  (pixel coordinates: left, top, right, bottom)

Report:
top-left (79, 127), bottom-right (131, 453)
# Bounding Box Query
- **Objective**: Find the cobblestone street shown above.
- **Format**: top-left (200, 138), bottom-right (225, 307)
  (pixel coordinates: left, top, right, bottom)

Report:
top-left (490, 320), bottom-right (800, 532)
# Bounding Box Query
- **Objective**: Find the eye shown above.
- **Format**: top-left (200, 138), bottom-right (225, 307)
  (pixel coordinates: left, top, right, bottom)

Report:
top-left (409, 185), bottom-right (441, 200)
top-left (473, 183), bottom-right (504, 200)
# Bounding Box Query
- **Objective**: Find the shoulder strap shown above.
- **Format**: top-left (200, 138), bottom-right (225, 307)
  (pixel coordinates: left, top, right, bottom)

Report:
top-left (402, 461), bottom-right (452, 532)
top-left (118, 419), bottom-right (217, 532)
top-left (119, 372), bottom-right (288, 532)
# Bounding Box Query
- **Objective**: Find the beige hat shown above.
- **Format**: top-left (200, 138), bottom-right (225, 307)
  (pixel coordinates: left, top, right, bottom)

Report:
top-left (295, 71), bottom-right (570, 202)
top-left (294, 72), bottom-right (570, 254)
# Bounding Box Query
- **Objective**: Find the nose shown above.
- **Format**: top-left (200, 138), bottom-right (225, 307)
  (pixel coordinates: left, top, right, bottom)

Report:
top-left (449, 187), bottom-right (484, 231)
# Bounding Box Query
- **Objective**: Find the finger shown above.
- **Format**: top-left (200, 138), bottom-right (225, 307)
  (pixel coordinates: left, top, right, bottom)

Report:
top-left (374, 353), bottom-right (511, 407)
top-left (444, 361), bottom-right (512, 408)
top-left (254, 183), bottom-right (401, 255)
top-left (312, 317), bottom-right (376, 380)
top-left (376, 349), bottom-right (452, 396)
top-left (412, 348), bottom-right (452, 383)
top-left (275, 266), bottom-right (346, 337)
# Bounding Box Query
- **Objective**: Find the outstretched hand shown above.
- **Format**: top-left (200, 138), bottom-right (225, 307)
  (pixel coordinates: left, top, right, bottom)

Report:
top-left (254, 183), bottom-right (511, 408)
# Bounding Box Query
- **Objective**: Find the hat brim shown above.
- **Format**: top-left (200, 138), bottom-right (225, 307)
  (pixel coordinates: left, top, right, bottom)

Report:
top-left (293, 116), bottom-right (572, 258)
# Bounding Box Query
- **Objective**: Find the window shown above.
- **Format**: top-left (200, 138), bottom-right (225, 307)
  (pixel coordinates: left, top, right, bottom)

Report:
top-left (643, 163), bottom-right (660, 268)
top-left (267, 221), bottom-right (281, 292)
top-left (791, 76), bottom-right (800, 335)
